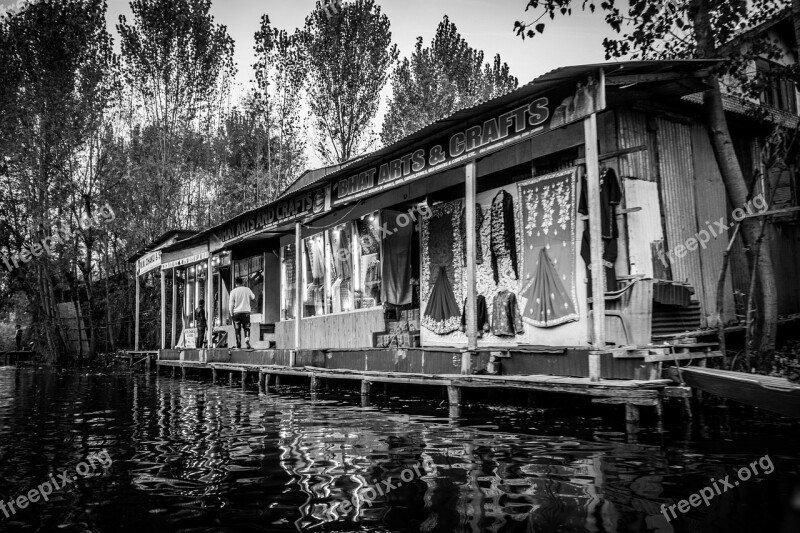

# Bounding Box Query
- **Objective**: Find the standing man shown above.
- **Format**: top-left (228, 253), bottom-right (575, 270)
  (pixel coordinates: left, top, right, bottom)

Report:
top-left (14, 324), bottom-right (22, 351)
top-left (229, 277), bottom-right (255, 349)
top-left (194, 299), bottom-right (207, 349)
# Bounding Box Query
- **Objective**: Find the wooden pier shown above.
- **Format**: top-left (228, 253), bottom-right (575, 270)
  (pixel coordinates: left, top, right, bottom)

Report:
top-left (155, 355), bottom-right (674, 436)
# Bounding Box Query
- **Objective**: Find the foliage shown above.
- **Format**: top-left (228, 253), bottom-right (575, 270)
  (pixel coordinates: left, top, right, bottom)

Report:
top-left (301, 0), bottom-right (398, 164)
top-left (382, 16), bottom-right (518, 145)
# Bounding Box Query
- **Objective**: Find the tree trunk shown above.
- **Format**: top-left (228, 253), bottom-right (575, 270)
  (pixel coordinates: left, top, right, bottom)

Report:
top-left (692, 0), bottom-right (778, 358)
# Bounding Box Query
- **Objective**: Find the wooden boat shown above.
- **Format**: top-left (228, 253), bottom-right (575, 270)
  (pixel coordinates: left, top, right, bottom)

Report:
top-left (665, 366), bottom-right (800, 418)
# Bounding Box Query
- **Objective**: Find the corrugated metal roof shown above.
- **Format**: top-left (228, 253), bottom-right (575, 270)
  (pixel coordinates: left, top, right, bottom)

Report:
top-left (127, 229), bottom-right (198, 263)
top-left (165, 59), bottom-right (720, 252)
top-left (682, 92), bottom-right (800, 128)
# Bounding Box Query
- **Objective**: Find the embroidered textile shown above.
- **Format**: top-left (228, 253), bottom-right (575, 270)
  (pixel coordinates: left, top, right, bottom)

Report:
top-left (356, 217), bottom-right (381, 255)
top-left (518, 169), bottom-right (579, 327)
top-left (423, 266), bottom-right (461, 334)
top-left (460, 294), bottom-right (490, 337)
top-left (490, 190), bottom-right (519, 284)
top-left (491, 290), bottom-right (524, 336)
top-left (460, 203), bottom-right (484, 266)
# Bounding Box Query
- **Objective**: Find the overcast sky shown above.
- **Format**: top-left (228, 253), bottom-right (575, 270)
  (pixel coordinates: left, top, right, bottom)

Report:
top-left (100, 0), bottom-right (616, 95)
top-left (0, 0), bottom-right (616, 167)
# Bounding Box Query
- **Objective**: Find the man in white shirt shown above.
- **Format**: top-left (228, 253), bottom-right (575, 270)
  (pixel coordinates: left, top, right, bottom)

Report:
top-left (229, 277), bottom-right (256, 349)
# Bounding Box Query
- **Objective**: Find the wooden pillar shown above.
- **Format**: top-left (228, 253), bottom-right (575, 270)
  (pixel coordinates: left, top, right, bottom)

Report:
top-left (206, 255), bottom-right (213, 349)
top-left (171, 365), bottom-right (176, 378)
top-left (135, 274), bottom-right (140, 351)
top-left (310, 374), bottom-right (320, 392)
top-left (171, 269), bottom-right (177, 349)
top-left (464, 161), bottom-right (478, 363)
top-left (241, 370), bottom-right (247, 388)
top-left (229, 371), bottom-right (234, 386)
top-left (181, 365), bottom-right (186, 380)
top-left (625, 403), bottom-right (640, 440)
top-left (212, 367), bottom-right (217, 383)
top-left (258, 372), bottom-right (266, 392)
top-left (584, 112), bottom-right (605, 381)
top-left (447, 385), bottom-right (462, 419)
top-left (292, 221), bottom-right (302, 366)
top-left (160, 270), bottom-right (167, 350)
top-left (361, 380), bottom-right (371, 407)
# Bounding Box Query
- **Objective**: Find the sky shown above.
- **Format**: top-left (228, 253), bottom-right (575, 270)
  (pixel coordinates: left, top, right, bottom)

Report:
top-left (1, 0), bottom-right (619, 166)
top-left (99, 0), bottom-right (617, 94)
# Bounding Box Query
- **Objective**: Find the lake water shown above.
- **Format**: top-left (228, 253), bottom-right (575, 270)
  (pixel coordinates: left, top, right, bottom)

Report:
top-left (0, 366), bottom-right (798, 532)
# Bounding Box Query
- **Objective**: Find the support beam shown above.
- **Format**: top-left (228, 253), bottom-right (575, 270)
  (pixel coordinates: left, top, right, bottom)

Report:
top-left (310, 374), bottom-right (320, 392)
top-left (465, 161), bottom-right (477, 359)
top-left (229, 371), bottom-right (234, 387)
top-left (274, 375), bottom-right (281, 387)
top-left (171, 269), bottom-right (177, 349)
top-left (212, 368), bottom-right (217, 383)
top-left (360, 380), bottom-right (371, 397)
top-left (181, 365), bottom-right (186, 380)
top-left (241, 370), bottom-right (247, 388)
top-left (584, 112), bottom-right (605, 381)
top-left (160, 270), bottom-right (167, 350)
top-left (292, 221), bottom-right (302, 366)
top-left (135, 274), bottom-right (140, 351)
top-left (447, 385), bottom-right (462, 419)
top-left (206, 255), bottom-right (213, 349)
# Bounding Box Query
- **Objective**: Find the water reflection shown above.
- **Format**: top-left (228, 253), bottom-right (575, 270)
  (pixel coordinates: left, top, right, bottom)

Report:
top-left (0, 367), bottom-right (797, 532)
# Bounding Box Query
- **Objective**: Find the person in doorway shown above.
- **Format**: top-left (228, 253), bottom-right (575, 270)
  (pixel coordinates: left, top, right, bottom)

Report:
top-left (14, 324), bottom-right (22, 351)
top-left (229, 277), bottom-right (255, 349)
top-left (194, 299), bottom-right (207, 349)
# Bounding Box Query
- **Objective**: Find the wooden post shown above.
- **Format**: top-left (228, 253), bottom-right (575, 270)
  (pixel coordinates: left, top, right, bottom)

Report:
top-left (274, 374), bottom-right (281, 387)
top-left (464, 161), bottom-right (478, 367)
top-left (447, 385), bottom-right (462, 419)
top-left (292, 221), bottom-right (302, 367)
top-left (241, 370), bottom-right (247, 388)
top-left (258, 372), bottom-right (266, 392)
top-left (171, 366), bottom-right (176, 378)
top-left (584, 112), bottom-right (605, 381)
top-left (160, 270), bottom-right (166, 350)
top-left (212, 367), bottom-right (217, 383)
top-left (135, 274), bottom-right (140, 351)
top-left (181, 365), bottom-right (186, 380)
top-left (171, 269), bottom-right (177, 349)
top-left (361, 380), bottom-right (371, 407)
top-left (310, 374), bottom-right (320, 392)
top-left (206, 255), bottom-right (213, 349)
top-left (625, 403), bottom-right (640, 440)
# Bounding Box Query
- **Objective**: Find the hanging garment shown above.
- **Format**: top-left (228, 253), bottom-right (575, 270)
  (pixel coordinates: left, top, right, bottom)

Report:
top-left (382, 210), bottom-right (414, 305)
top-left (356, 217), bottom-right (381, 255)
top-left (283, 245), bottom-right (296, 319)
top-left (490, 190), bottom-right (519, 284)
top-left (331, 277), bottom-right (343, 313)
top-left (422, 265), bottom-right (461, 335)
top-left (518, 169), bottom-right (579, 327)
top-left (330, 227), bottom-right (352, 280)
top-left (422, 201), bottom-right (463, 328)
top-left (460, 203), bottom-right (484, 266)
top-left (579, 167), bottom-right (622, 294)
top-left (524, 248), bottom-right (577, 327)
top-left (492, 290), bottom-right (524, 336)
top-left (364, 259), bottom-right (381, 304)
top-left (460, 294), bottom-right (490, 337)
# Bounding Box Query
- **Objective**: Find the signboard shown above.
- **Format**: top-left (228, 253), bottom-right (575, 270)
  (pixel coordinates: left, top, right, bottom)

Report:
top-left (161, 251), bottom-right (210, 270)
top-left (209, 187), bottom-right (329, 251)
top-left (136, 251), bottom-right (161, 276)
top-left (333, 70), bottom-right (604, 205)
top-left (184, 328), bottom-right (197, 349)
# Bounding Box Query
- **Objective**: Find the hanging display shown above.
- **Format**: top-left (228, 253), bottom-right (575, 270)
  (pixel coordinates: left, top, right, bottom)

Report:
top-left (490, 190), bottom-right (519, 284)
top-left (423, 266), bottom-right (461, 334)
top-left (421, 200), bottom-right (463, 335)
top-left (381, 210), bottom-right (414, 306)
top-left (460, 294), bottom-right (490, 337)
top-left (517, 168), bottom-right (580, 327)
top-left (491, 290), bottom-right (524, 336)
top-left (460, 203), bottom-right (484, 265)
top-left (578, 166), bottom-right (622, 294)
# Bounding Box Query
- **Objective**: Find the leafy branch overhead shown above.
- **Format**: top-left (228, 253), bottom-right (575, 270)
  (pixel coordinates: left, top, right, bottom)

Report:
top-left (382, 15), bottom-right (518, 146)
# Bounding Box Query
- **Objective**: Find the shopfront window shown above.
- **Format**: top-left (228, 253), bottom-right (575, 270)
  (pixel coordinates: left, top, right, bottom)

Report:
top-left (302, 233), bottom-right (327, 317)
top-left (355, 212), bottom-right (382, 308)
top-left (281, 244), bottom-right (296, 320)
top-left (183, 262), bottom-right (207, 327)
top-left (328, 224), bottom-right (354, 313)
top-left (212, 253), bottom-right (231, 327)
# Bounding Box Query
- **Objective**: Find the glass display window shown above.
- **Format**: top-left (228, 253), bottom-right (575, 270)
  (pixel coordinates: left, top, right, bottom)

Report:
top-left (281, 244), bottom-right (296, 320)
top-left (302, 233), bottom-right (327, 317)
top-left (355, 212), bottom-right (382, 309)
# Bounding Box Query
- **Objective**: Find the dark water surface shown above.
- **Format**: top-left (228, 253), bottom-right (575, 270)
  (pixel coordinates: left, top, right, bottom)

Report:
top-left (0, 367), bottom-right (798, 532)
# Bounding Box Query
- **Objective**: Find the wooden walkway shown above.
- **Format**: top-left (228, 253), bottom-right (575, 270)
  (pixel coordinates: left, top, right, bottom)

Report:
top-left (156, 359), bottom-right (672, 432)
